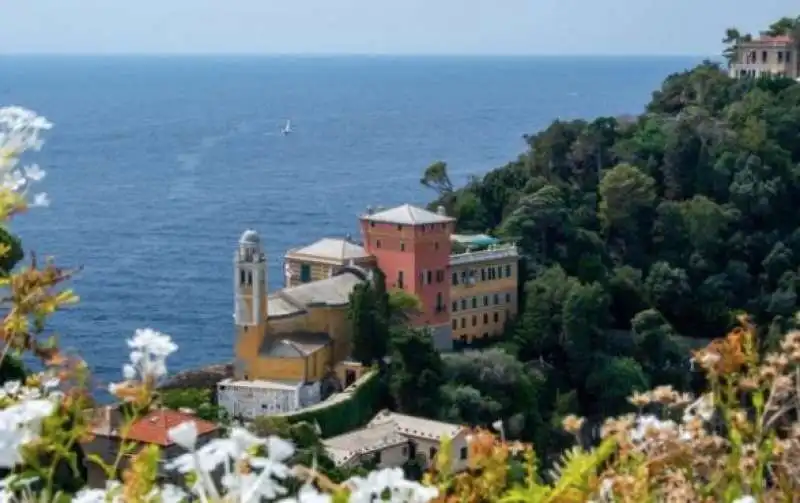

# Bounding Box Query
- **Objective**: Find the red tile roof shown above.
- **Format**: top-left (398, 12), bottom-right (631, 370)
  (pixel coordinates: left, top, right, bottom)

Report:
top-left (93, 408), bottom-right (219, 447)
top-left (755, 35), bottom-right (794, 44)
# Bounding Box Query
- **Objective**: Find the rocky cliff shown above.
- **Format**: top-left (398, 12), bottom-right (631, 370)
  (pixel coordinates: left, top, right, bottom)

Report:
top-left (159, 361), bottom-right (233, 391)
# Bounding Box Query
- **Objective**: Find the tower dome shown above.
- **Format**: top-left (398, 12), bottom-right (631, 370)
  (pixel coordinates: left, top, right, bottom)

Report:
top-left (239, 229), bottom-right (261, 246)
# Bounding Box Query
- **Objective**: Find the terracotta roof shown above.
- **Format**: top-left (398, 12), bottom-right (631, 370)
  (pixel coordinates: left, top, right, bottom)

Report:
top-left (742, 35), bottom-right (794, 45)
top-left (93, 408), bottom-right (219, 447)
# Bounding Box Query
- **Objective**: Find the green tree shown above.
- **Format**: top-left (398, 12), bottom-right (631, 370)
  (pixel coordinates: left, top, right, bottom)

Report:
top-left (159, 388), bottom-right (229, 423)
top-left (388, 327), bottom-right (444, 417)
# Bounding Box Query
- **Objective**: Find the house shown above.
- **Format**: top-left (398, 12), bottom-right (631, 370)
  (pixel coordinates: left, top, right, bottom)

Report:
top-left (322, 410), bottom-right (470, 473)
top-left (81, 406), bottom-right (220, 488)
top-left (729, 35), bottom-right (799, 79)
top-left (285, 204), bottom-right (520, 352)
top-left (284, 236), bottom-right (374, 287)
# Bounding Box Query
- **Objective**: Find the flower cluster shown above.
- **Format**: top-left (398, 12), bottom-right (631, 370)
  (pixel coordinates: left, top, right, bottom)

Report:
top-left (0, 106), bottom-right (51, 209)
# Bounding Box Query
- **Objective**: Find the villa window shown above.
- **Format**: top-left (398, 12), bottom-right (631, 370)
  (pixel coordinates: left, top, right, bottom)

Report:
top-left (481, 268), bottom-right (486, 281)
top-left (471, 297), bottom-right (477, 309)
top-left (430, 447), bottom-right (437, 459)
top-left (505, 293), bottom-right (511, 303)
top-left (762, 50), bottom-right (768, 63)
top-left (472, 315), bottom-right (477, 327)
top-left (493, 294), bottom-right (499, 305)
top-left (452, 319), bottom-right (457, 330)
top-left (300, 264), bottom-right (311, 283)
top-left (460, 447), bottom-right (468, 460)
top-left (427, 270), bottom-right (433, 284)
top-left (397, 271), bottom-right (404, 289)
top-left (400, 242), bottom-right (405, 252)
top-left (239, 270), bottom-right (246, 286)
top-left (778, 51), bottom-right (784, 63)
top-left (452, 272), bottom-right (458, 285)
top-left (787, 51), bottom-right (792, 63)
top-left (436, 293), bottom-right (444, 312)
top-left (436, 270), bottom-right (444, 283)
top-left (376, 239), bottom-right (381, 249)
top-left (460, 318), bottom-right (465, 329)
top-left (483, 296), bottom-right (489, 306)
top-left (247, 272), bottom-right (253, 286)
top-left (483, 313), bottom-right (488, 324)
top-left (494, 312), bottom-right (499, 323)
top-left (452, 301), bottom-right (458, 312)
top-left (461, 299), bottom-right (467, 310)
top-left (505, 264), bottom-right (511, 277)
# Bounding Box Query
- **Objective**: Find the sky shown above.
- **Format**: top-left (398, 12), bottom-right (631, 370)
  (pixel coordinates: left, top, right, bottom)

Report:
top-left (0, 1), bottom-right (797, 56)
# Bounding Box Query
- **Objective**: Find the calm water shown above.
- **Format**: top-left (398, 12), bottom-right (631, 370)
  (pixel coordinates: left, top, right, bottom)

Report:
top-left (0, 55), bottom-right (703, 390)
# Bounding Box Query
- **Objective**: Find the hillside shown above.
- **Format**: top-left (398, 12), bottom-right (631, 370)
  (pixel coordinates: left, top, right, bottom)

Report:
top-left (419, 62), bottom-right (800, 458)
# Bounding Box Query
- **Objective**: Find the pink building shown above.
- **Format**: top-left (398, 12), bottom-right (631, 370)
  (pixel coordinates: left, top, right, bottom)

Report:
top-left (360, 204), bottom-right (455, 350)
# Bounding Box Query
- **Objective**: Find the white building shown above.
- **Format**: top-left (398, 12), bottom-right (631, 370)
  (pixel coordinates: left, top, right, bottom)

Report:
top-left (216, 378), bottom-right (321, 420)
top-left (323, 410), bottom-right (471, 472)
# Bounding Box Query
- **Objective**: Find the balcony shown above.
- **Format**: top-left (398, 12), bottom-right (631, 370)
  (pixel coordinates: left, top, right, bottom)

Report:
top-left (449, 243), bottom-right (519, 266)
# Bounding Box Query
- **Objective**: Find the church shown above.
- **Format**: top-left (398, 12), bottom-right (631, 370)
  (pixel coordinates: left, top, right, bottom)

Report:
top-left (217, 229), bottom-right (370, 420)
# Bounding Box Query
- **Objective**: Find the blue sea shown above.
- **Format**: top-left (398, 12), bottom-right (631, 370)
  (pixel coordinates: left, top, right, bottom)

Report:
top-left (0, 55), bottom-right (704, 391)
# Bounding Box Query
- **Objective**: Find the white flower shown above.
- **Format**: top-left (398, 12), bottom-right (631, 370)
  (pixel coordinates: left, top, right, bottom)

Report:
top-left (0, 106), bottom-right (52, 206)
top-left (629, 415), bottom-right (676, 443)
top-left (346, 467), bottom-right (438, 503)
top-left (168, 421), bottom-right (198, 451)
top-left (73, 481), bottom-right (123, 503)
top-left (30, 192), bottom-right (49, 208)
top-left (125, 328), bottom-right (178, 381)
top-left (733, 496), bottom-right (756, 503)
top-left (683, 393), bottom-right (714, 424)
top-left (279, 484), bottom-right (332, 503)
top-left (23, 164), bottom-right (44, 182)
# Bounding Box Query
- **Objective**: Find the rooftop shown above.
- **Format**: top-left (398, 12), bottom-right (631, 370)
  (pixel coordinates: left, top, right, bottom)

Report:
top-left (267, 269), bottom-right (367, 318)
top-left (361, 204), bottom-right (455, 225)
top-left (91, 407), bottom-right (219, 447)
top-left (367, 409), bottom-right (465, 441)
top-left (741, 35), bottom-right (794, 45)
top-left (287, 237), bottom-right (369, 263)
top-left (449, 242), bottom-right (519, 266)
top-left (259, 331), bottom-right (331, 358)
top-left (323, 421), bottom-right (408, 465)
top-left (218, 378), bottom-right (303, 391)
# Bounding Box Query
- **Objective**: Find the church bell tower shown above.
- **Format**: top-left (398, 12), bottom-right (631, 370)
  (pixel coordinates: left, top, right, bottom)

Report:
top-left (233, 229), bottom-right (268, 379)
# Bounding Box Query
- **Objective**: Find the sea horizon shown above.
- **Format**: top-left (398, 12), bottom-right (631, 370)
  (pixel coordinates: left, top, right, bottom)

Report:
top-left (0, 52), bottom-right (722, 60)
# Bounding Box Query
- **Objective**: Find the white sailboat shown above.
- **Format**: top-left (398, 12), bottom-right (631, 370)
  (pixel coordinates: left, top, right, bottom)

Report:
top-left (281, 119), bottom-right (293, 135)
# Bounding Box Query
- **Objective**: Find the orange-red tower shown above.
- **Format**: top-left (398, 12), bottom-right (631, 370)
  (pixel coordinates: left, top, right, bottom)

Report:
top-left (360, 204), bottom-right (455, 350)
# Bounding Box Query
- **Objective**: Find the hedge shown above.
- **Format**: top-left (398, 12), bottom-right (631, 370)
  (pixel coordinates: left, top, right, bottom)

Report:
top-left (279, 370), bottom-right (381, 437)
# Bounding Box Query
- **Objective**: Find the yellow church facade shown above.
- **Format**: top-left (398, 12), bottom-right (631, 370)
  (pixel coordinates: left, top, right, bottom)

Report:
top-left (218, 230), bottom-right (369, 420)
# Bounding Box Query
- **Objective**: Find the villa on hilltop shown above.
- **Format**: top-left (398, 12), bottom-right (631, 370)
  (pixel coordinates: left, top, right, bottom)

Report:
top-left (729, 34), bottom-right (800, 79)
top-left (218, 203), bottom-right (519, 420)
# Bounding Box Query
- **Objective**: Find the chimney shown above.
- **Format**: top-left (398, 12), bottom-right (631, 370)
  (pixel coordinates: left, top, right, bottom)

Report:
top-left (437, 205), bottom-right (446, 216)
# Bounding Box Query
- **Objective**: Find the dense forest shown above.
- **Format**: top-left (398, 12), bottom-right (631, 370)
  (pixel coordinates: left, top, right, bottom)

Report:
top-left (407, 44), bottom-right (800, 462)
